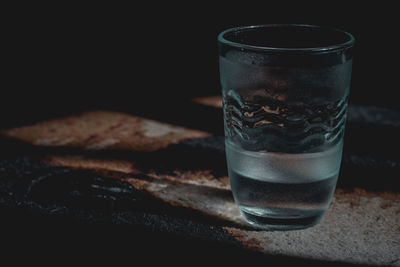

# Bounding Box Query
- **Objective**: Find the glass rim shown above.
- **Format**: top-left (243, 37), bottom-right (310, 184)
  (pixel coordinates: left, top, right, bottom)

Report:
top-left (218, 24), bottom-right (355, 54)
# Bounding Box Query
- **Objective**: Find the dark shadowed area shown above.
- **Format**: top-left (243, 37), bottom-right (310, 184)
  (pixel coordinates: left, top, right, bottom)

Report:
top-left (3, 3), bottom-right (399, 126)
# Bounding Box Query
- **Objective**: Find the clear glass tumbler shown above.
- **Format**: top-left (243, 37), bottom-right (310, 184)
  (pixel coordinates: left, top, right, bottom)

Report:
top-left (218, 24), bottom-right (355, 230)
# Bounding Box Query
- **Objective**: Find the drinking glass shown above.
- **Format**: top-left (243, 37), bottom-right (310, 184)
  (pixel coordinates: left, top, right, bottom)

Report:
top-left (218, 24), bottom-right (355, 230)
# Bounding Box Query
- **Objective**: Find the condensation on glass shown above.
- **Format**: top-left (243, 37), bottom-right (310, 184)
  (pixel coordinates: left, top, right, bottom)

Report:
top-left (218, 24), bottom-right (355, 230)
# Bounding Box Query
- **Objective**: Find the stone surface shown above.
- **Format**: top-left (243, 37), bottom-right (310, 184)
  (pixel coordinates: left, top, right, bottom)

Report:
top-left (1, 101), bottom-right (399, 265)
top-left (0, 111), bottom-right (209, 152)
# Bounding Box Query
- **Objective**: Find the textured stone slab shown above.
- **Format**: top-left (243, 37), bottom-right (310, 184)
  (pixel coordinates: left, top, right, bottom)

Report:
top-left (1, 111), bottom-right (209, 152)
top-left (46, 154), bottom-right (400, 265)
top-left (1, 108), bottom-right (399, 265)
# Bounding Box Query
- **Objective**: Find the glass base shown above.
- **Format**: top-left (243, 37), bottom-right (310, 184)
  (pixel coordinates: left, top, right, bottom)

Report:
top-left (239, 206), bottom-right (324, 231)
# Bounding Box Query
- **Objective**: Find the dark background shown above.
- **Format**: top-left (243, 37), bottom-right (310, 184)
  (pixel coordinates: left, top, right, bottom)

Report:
top-left (3, 3), bottom-right (399, 128)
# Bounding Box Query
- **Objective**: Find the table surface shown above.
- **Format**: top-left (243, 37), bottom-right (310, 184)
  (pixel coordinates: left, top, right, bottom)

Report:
top-left (0, 96), bottom-right (399, 266)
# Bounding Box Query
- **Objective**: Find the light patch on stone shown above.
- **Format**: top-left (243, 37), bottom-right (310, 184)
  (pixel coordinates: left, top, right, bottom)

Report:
top-left (34, 137), bottom-right (60, 146)
top-left (86, 138), bottom-right (120, 150)
top-left (34, 137), bottom-right (76, 146)
top-left (192, 95), bottom-right (223, 108)
top-left (154, 170), bottom-right (230, 190)
top-left (176, 175), bottom-right (229, 190)
top-left (141, 120), bottom-right (184, 138)
top-left (224, 195), bottom-right (400, 266)
top-left (142, 178), bottom-right (247, 226)
top-left (54, 137), bottom-right (75, 146)
top-left (0, 111), bottom-right (210, 152)
top-left (48, 155), bottom-right (135, 174)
